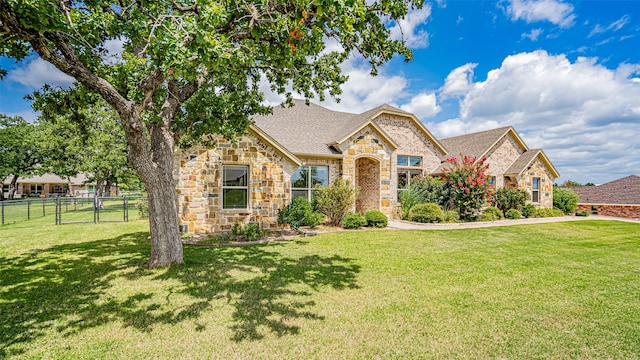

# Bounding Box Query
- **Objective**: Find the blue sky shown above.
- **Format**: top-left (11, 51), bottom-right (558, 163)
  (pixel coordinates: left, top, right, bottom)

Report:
top-left (1, 0), bottom-right (639, 184)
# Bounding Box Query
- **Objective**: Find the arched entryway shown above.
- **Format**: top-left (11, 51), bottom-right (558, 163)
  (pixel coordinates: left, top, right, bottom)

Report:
top-left (355, 157), bottom-right (380, 213)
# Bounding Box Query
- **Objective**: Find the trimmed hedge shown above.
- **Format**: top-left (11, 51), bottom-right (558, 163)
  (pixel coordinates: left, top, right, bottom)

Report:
top-left (343, 212), bottom-right (367, 229)
top-left (409, 203), bottom-right (444, 223)
top-left (505, 209), bottom-right (522, 219)
top-left (365, 210), bottom-right (388, 228)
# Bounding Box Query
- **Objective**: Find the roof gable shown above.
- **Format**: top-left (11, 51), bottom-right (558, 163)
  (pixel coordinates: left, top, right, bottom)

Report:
top-left (252, 100), bottom-right (447, 157)
top-left (440, 126), bottom-right (528, 160)
top-left (505, 149), bottom-right (560, 178)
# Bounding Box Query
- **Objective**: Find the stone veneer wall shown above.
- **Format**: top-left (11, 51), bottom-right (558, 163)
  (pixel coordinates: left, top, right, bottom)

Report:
top-left (174, 132), bottom-right (298, 233)
top-left (577, 204), bottom-right (640, 220)
top-left (373, 114), bottom-right (444, 215)
top-left (485, 135), bottom-right (525, 188)
top-left (515, 157), bottom-right (555, 208)
top-left (341, 127), bottom-right (394, 216)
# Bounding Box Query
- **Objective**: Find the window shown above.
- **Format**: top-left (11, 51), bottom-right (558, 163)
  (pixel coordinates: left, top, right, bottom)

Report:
top-left (292, 166), bottom-right (329, 200)
top-left (30, 184), bottom-right (43, 194)
top-left (531, 177), bottom-right (540, 203)
top-left (223, 165), bottom-right (249, 209)
top-left (88, 185), bottom-right (96, 194)
top-left (397, 155), bottom-right (422, 167)
top-left (488, 176), bottom-right (496, 187)
top-left (397, 155), bottom-right (423, 199)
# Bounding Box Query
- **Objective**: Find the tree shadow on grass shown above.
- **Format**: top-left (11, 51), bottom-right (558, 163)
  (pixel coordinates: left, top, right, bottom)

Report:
top-left (0, 233), bottom-right (360, 356)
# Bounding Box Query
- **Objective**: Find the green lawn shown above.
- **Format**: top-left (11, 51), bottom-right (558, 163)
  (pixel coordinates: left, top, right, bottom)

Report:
top-left (1, 219), bottom-right (639, 359)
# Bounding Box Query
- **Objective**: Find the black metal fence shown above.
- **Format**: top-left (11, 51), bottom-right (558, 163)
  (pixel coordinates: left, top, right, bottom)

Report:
top-left (1, 196), bottom-right (144, 225)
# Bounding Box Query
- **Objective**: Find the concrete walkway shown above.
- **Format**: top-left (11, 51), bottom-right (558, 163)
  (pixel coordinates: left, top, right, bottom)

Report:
top-left (387, 215), bottom-right (640, 230)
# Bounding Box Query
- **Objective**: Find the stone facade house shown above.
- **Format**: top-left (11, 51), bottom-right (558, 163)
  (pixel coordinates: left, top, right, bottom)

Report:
top-left (175, 100), bottom-right (559, 233)
top-left (434, 127), bottom-right (559, 208)
top-left (572, 175), bottom-right (640, 219)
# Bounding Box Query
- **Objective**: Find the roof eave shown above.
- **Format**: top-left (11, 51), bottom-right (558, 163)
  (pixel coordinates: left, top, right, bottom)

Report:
top-left (248, 125), bottom-right (303, 166)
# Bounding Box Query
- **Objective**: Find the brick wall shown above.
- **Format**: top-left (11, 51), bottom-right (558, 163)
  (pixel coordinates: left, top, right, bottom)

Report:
top-left (373, 114), bottom-right (445, 216)
top-left (485, 135), bottom-right (525, 188)
top-left (355, 157), bottom-right (380, 213)
top-left (577, 204), bottom-right (640, 220)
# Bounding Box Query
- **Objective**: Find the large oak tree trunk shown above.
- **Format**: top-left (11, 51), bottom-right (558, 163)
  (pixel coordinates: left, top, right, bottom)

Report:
top-left (124, 110), bottom-right (184, 268)
top-left (145, 170), bottom-right (183, 268)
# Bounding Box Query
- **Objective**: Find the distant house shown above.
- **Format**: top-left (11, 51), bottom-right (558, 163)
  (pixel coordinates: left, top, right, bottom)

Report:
top-left (572, 175), bottom-right (640, 220)
top-left (175, 100), bottom-right (560, 233)
top-left (2, 173), bottom-right (97, 198)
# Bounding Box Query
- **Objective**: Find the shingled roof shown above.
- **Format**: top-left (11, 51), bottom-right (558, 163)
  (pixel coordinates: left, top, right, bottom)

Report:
top-left (572, 175), bottom-right (640, 205)
top-left (252, 99), bottom-right (444, 157)
top-left (251, 99), bottom-right (353, 156)
top-left (439, 126), bottom-right (527, 160)
top-left (505, 149), bottom-right (560, 178)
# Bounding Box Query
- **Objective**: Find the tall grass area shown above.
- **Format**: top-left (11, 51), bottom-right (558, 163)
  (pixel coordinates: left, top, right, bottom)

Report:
top-left (1, 219), bottom-right (639, 359)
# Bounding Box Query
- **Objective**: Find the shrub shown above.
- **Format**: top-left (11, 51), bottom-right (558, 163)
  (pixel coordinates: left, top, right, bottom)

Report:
top-left (365, 210), bottom-right (388, 228)
top-left (304, 211), bottom-right (324, 229)
top-left (409, 203), bottom-right (444, 223)
top-left (405, 176), bottom-right (452, 211)
top-left (492, 188), bottom-right (527, 215)
top-left (479, 206), bottom-right (503, 222)
top-left (553, 188), bottom-right (580, 215)
top-left (522, 204), bottom-right (536, 218)
top-left (314, 178), bottom-right (359, 226)
top-left (534, 207), bottom-right (565, 218)
top-left (444, 210), bottom-right (459, 223)
top-left (505, 209), bottom-right (522, 219)
top-left (278, 196), bottom-right (320, 228)
top-left (443, 154), bottom-right (493, 221)
top-left (575, 210), bottom-right (589, 217)
top-left (230, 222), bottom-right (264, 242)
top-left (342, 212), bottom-right (367, 229)
top-left (398, 188), bottom-right (419, 221)
top-left (137, 197), bottom-right (149, 219)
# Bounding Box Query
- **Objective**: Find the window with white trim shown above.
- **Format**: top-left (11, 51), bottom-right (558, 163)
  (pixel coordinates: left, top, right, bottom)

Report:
top-left (531, 177), bottom-right (540, 203)
top-left (397, 155), bottom-right (423, 199)
top-left (223, 165), bottom-right (249, 209)
top-left (30, 184), bottom-right (44, 194)
top-left (292, 166), bottom-right (329, 201)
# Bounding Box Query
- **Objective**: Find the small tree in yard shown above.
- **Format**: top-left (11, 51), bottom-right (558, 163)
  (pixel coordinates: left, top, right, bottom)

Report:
top-left (443, 155), bottom-right (492, 221)
top-left (553, 188), bottom-right (580, 215)
top-left (314, 178), bottom-right (358, 227)
top-left (492, 187), bottom-right (527, 215)
top-left (0, 0), bottom-right (423, 267)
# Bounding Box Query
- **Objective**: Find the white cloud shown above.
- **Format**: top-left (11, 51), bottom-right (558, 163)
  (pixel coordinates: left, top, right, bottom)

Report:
top-left (7, 58), bottom-right (75, 89)
top-left (430, 50), bottom-right (640, 184)
top-left (317, 58), bottom-right (408, 112)
top-left (400, 92), bottom-right (441, 119)
top-left (102, 37), bottom-right (126, 64)
top-left (440, 63), bottom-right (478, 98)
top-left (521, 28), bottom-right (543, 41)
top-left (504, 0), bottom-right (576, 28)
top-left (389, 5), bottom-right (432, 48)
top-left (589, 15), bottom-right (631, 37)
top-left (259, 55), bottom-right (409, 114)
